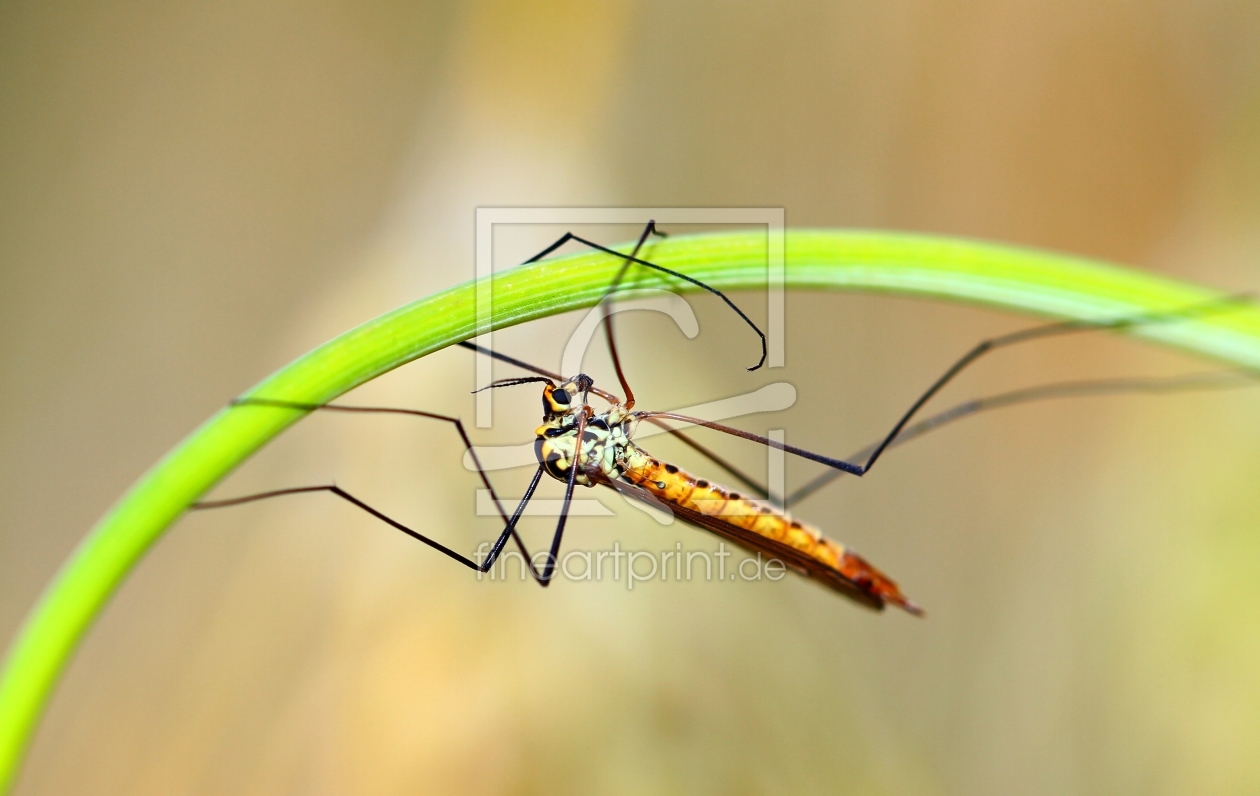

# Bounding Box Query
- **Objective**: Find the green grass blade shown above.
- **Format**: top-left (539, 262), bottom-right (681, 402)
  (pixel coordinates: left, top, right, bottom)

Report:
top-left (3, 229), bottom-right (1259, 793)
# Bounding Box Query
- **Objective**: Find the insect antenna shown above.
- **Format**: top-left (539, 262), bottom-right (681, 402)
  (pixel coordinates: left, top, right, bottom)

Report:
top-left (472, 376), bottom-right (557, 392)
top-left (458, 337), bottom-right (622, 404)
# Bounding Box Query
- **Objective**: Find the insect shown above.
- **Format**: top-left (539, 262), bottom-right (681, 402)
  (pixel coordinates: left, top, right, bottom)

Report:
top-left (194, 222), bottom-right (1257, 615)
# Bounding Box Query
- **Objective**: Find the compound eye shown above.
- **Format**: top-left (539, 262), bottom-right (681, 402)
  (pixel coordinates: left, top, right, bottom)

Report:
top-left (551, 388), bottom-right (570, 405)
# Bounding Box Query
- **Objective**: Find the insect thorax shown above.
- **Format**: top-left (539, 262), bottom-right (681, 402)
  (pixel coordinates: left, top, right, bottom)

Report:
top-left (534, 406), bottom-right (634, 487)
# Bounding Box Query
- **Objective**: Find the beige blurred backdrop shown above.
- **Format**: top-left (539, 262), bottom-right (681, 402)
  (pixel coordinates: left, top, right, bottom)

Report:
top-left (3, 2), bottom-right (1260, 794)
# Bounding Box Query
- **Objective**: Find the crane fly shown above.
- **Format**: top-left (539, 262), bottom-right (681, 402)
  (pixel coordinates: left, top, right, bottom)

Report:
top-left (193, 222), bottom-right (1259, 615)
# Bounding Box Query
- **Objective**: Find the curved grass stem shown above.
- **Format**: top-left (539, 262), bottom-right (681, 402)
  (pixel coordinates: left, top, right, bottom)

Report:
top-left (3, 229), bottom-right (1260, 793)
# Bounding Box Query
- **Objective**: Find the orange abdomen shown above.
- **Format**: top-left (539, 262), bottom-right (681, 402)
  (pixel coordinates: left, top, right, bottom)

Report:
top-left (621, 443), bottom-right (921, 615)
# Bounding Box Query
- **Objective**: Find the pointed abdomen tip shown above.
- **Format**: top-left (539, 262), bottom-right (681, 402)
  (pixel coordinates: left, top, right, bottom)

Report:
top-left (895, 597), bottom-right (926, 617)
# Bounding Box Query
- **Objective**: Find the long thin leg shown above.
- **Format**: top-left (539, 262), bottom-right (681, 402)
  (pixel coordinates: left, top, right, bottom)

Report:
top-left (225, 398), bottom-right (510, 515)
top-left (196, 370), bottom-right (1255, 568)
top-left (855, 295), bottom-right (1252, 474)
top-left (458, 300), bottom-right (1256, 507)
top-left (595, 221), bottom-right (666, 408)
top-left (635, 410), bottom-right (864, 473)
top-left (534, 408), bottom-right (590, 585)
top-left (456, 340), bottom-right (564, 381)
top-left (641, 366), bottom-right (1260, 506)
top-left (209, 397), bottom-right (595, 585)
top-left (484, 465), bottom-right (545, 570)
top-left (211, 398), bottom-right (549, 568)
top-left (520, 226), bottom-right (768, 371)
top-left (491, 407), bottom-right (591, 585)
top-left (784, 367), bottom-right (1260, 505)
top-left (193, 466), bottom-right (544, 575)
top-left (638, 297), bottom-right (1255, 478)
top-left (644, 420), bottom-right (770, 498)
top-left (246, 385), bottom-right (772, 519)
top-left (196, 474), bottom-right (571, 586)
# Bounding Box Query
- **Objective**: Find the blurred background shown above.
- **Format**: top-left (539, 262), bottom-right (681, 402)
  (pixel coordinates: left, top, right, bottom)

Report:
top-left (3, 1), bottom-right (1260, 794)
